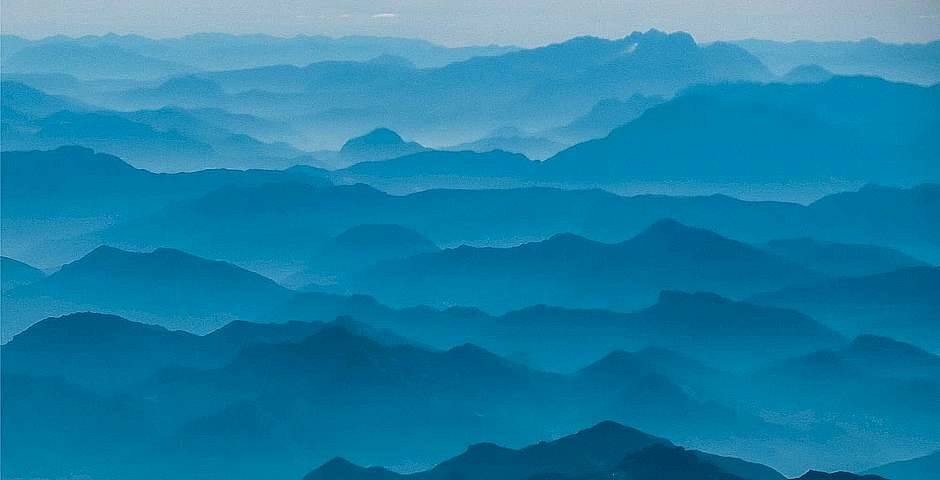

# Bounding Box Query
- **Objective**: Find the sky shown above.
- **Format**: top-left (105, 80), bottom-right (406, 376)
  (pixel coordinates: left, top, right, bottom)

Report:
top-left (2, 0), bottom-right (939, 46)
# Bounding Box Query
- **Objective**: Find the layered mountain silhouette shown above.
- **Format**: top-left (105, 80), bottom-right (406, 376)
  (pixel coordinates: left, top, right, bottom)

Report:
top-left (0, 312), bottom-right (405, 391)
top-left (543, 76), bottom-right (940, 184)
top-left (733, 38), bottom-right (940, 84)
top-left (0, 256), bottom-right (45, 291)
top-left (760, 238), bottom-right (926, 278)
top-left (1, 314), bottom-right (791, 479)
top-left (304, 421), bottom-right (785, 480)
top-left (444, 127), bottom-right (567, 160)
top-left (752, 266), bottom-right (940, 351)
top-left (1, 146), bottom-right (328, 266)
top-left (0, 246), bottom-right (292, 340)
top-left (546, 94), bottom-right (666, 144)
top-left (790, 473), bottom-right (887, 480)
top-left (0, 33), bottom-right (517, 71)
top-left (1, 83), bottom-right (317, 171)
top-left (350, 220), bottom-right (822, 312)
top-left (284, 224), bottom-right (439, 288)
top-left (3, 28), bottom-right (937, 480)
top-left (0, 80), bottom-right (88, 116)
top-left (262, 287), bottom-right (841, 373)
top-left (338, 128), bottom-right (428, 164)
top-left (779, 64), bottom-right (834, 83)
top-left (48, 29), bottom-right (771, 147)
top-left (337, 149), bottom-right (540, 190)
top-left (748, 336), bottom-right (940, 439)
top-left (865, 451), bottom-right (940, 480)
top-left (2, 41), bottom-right (194, 79)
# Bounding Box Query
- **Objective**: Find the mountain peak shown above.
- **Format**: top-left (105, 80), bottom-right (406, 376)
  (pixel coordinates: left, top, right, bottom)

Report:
top-left (333, 224), bottom-right (436, 250)
top-left (342, 128), bottom-right (405, 149)
top-left (303, 456), bottom-right (401, 480)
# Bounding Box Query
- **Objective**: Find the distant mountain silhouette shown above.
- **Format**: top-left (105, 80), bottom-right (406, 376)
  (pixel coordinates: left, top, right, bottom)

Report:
top-left (749, 336), bottom-right (940, 439)
top-left (284, 224), bottom-right (439, 289)
top-left (339, 128), bottom-right (428, 164)
top-left (733, 38), bottom-right (940, 84)
top-left (445, 127), bottom-right (566, 160)
top-left (261, 287), bottom-right (839, 373)
top-left (752, 266), bottom-right (940, 351)
top-left (65, 29), bottom-right (771, 147)
top-left (779, 64), bottom-right (834, 83)
top-left (0, 33), bottom-right (518, 72)
top-left (2, 42), bottom-right (194, 79)
top-left (339, 148), bottom-right (539, 183)
top-left (93, 180), bottom-right (940, 274)
top-left (0, 256), bottom-right (45, 291)
top-left (865, 451), bottom-right (940, 480)
top-left (351, 219), bottom-right (822, 312)
top-left (0, 80), bottom-right (88, 117)
top-left (0, 246), bottom-right (292, 340)
top-left (1, 312), bottom-right (211, 391)
top-left (1, 82), bottom-right (316, 171)
top-left (760, 237), bottom-right (926, 277)
top-left (1, 146), bottom-right (328, 267)
top-left (304, 421), bottom-right (784, 480)
top-left (545, 76), bottom-right (939, 184)
top-left (119, 75), bottom-right (227, 108)
top-left (546, 94), bottom-right (666, 144)
top-left (0, 311), bottom-right (412, 391)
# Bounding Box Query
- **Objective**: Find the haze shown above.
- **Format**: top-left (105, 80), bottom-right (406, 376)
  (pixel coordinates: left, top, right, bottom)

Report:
top-left (3, 0), bottom-right (939, 46)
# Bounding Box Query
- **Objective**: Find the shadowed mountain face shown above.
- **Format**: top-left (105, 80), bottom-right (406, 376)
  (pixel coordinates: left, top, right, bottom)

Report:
top-left (350, 220), bottom-right (822, 312)
top-left (0, 246), bottom-right (293, 340)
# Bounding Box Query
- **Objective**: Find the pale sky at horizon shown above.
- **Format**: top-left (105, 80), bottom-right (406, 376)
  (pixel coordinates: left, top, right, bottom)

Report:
top-left (2, 0), bottom-right (939, 47)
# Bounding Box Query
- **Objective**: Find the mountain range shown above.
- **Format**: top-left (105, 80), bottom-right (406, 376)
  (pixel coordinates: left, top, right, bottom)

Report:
top-left (0, 33), bottom-right (518, 73)
top-left (2, 28), bottom-right (937, 480)
top-left (303, 421), bottom-right (786, 480)
top-left (0, 316), bottom-right (781, 479)
top-left (348, 219), bottom-right (824, 312)
top-left (731, 38), bottom-right (940, 84)
top-left (0, 246), bottom-right (292, 340)
top-left (752, 266), bottom-right (940, 351)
